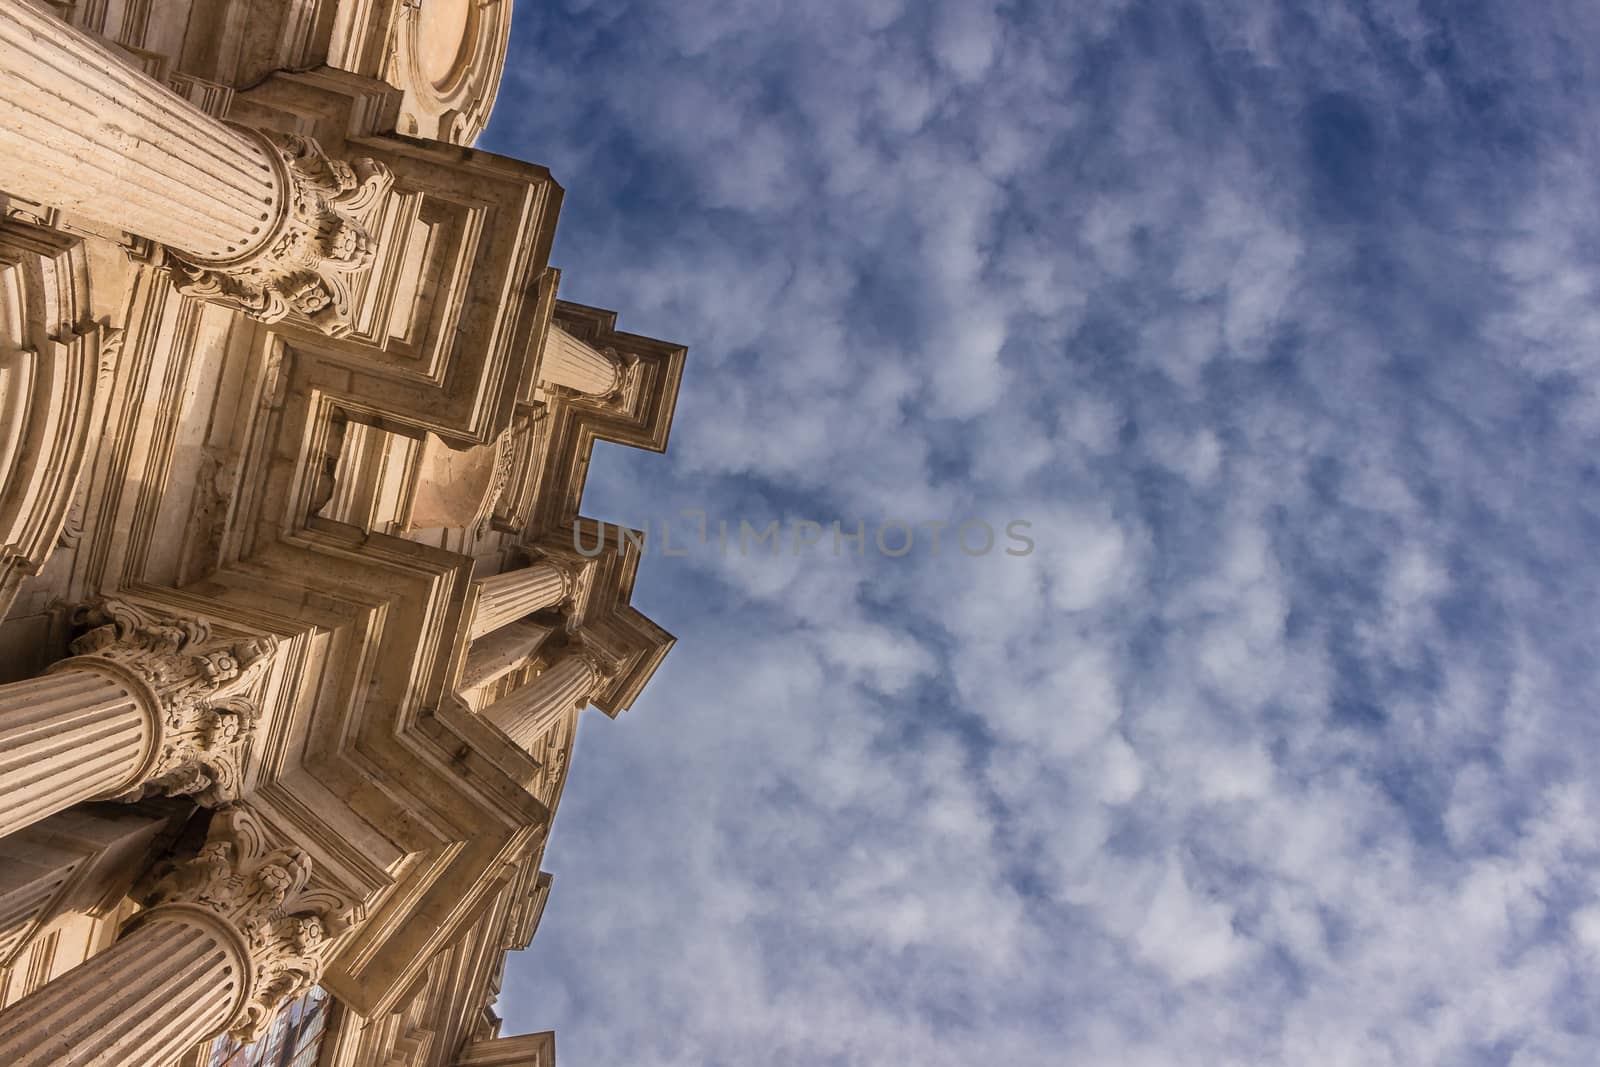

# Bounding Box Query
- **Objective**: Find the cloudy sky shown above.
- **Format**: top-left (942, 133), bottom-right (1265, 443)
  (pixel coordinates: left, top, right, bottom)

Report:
top-left (480, 2), bottom-right (1600, 1064)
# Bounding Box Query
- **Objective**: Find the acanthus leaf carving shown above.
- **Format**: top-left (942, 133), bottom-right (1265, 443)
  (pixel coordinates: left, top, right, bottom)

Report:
top-left (141, 804), bottom-right (354, 1042)
top-left (169, 130), bottom-right (393, 337)
top-left (66, 597), bottom-right (277, 805)
top-left (476, 427), bottom-right (521, 538)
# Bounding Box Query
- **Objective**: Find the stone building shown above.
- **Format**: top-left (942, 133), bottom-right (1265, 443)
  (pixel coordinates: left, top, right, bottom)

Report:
top-left (0, 2), bottom-right (685, 1065)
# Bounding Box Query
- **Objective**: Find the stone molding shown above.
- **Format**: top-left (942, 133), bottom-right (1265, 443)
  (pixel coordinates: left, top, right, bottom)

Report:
top-left (479, 428), bottom-right (520, 535)
top-left (167, 130), bottom-right (393, 337)
top-left (55, 598), bottom-right (277, 804)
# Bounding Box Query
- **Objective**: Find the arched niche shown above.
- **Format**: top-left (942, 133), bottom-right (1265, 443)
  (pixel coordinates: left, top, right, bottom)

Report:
top-left (0, 221), bottom-right (102, 618)
top-left (407, 428), bottom-right (516, 534)
top-left (386, 0), bottom-right (513, 145)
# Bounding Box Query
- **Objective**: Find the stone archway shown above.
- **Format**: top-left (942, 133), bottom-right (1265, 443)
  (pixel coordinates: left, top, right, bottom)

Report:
top-left (0, 221), bottom-right (104, 619)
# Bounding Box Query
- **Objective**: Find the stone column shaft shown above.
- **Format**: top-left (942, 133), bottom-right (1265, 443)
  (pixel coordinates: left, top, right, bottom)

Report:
top-left (0, 906), bottom-right (247, 1067)
top-left (470, 563), bottom-right (569, 639)
top-left (460, 620), bottom-right (551, 694)
top-left (541, 326), bottom-right (622, 396)
top-left (0, 805), bottom-right (169, 966)
top-left (483, 653), bottom-right (596, 750)
top-left (0, 803), bottom-right (349, 1065)
top-left (0, 598), bottom-right (275, 840)
top-left (0, 667), bottom-right (151, 840)
top-left (0, 1), bottom-right (278, 261)
top-left (0, 2), bottom-right (391, 334)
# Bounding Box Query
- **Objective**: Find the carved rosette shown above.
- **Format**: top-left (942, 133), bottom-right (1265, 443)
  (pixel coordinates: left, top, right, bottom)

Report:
top-left (140, 805), bottom-right (353, 1041)
top-left (169, 130), bottom-right (393, 337)
top-left (64, 598), bottom-right (277, 805)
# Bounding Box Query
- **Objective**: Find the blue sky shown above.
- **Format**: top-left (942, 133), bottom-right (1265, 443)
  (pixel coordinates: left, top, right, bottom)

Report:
top-left (480, 2), bottom-right (1600, 1064)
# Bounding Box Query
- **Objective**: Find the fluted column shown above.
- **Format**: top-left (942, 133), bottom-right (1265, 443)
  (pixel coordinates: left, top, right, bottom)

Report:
top-left (0, 806), bottom-right (170, 966)
top-left (0, 804), bottom-right (351, 1067)
top-left (540, 326), bottom-right (623, 396)
top-left (0, 598), bottom-right (275, 839)
top-left (0, 904), bottom-right (249, 1067)
top-left (470, 562), bottom-right (571, 639)
top-left (460, 620), bottom-right (551, 694)
top-left (483, 652), bottom-right (599, 749)
top-left (0, 1), bottom-right (392, 334)
top-left (0, 668), bottom-right (151, 840)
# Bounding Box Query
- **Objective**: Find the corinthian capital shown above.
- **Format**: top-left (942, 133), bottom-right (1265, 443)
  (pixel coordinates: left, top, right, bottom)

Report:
top-left (62, 598), bottom-right (277, 804)
top-left (140, 804), bottom-right (353, 1041)
top-left (170, 130), bottom-right (393, 337)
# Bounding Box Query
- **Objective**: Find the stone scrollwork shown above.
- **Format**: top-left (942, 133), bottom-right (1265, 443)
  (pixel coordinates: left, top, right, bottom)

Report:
top-left (141, 805), bottom-right (354, 1041)
top-left (478, 428), bottom-right (520, 537)
top-left (540, 740), bottom-right (567, 792)
top-left (169, 131), bottom-right (393, 337)
top-left (63, 598), bottom-right (278, 805)
top-left (600, 345), bottom-right (637, 403)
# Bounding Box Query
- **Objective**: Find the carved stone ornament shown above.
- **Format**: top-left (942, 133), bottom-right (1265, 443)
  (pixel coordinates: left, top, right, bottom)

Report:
top-left (167, 130), bottom-right (393, 337)
top-left (141, 805), bottom-right (353, 1041)
top-left (602, 345), bottom-right (638, 402)
top-left (570, 640), bottom-right (621, 696)
top-left (540, 740), bottom-right (567, 791)
top-left (478, 428), bottom-right (520, 537)
top-left (64, 598), bottom-right (278, 804)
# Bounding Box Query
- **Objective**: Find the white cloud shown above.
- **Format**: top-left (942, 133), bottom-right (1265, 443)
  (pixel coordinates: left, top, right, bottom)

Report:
top-left (1132, 854), bottom-right (1250, 984)
top-left (484, 1), bottom-right (1600, 1063)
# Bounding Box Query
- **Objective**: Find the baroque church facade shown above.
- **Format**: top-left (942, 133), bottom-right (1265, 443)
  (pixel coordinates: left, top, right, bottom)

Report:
top-left (0, 2), bottom-right (685, 1064)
